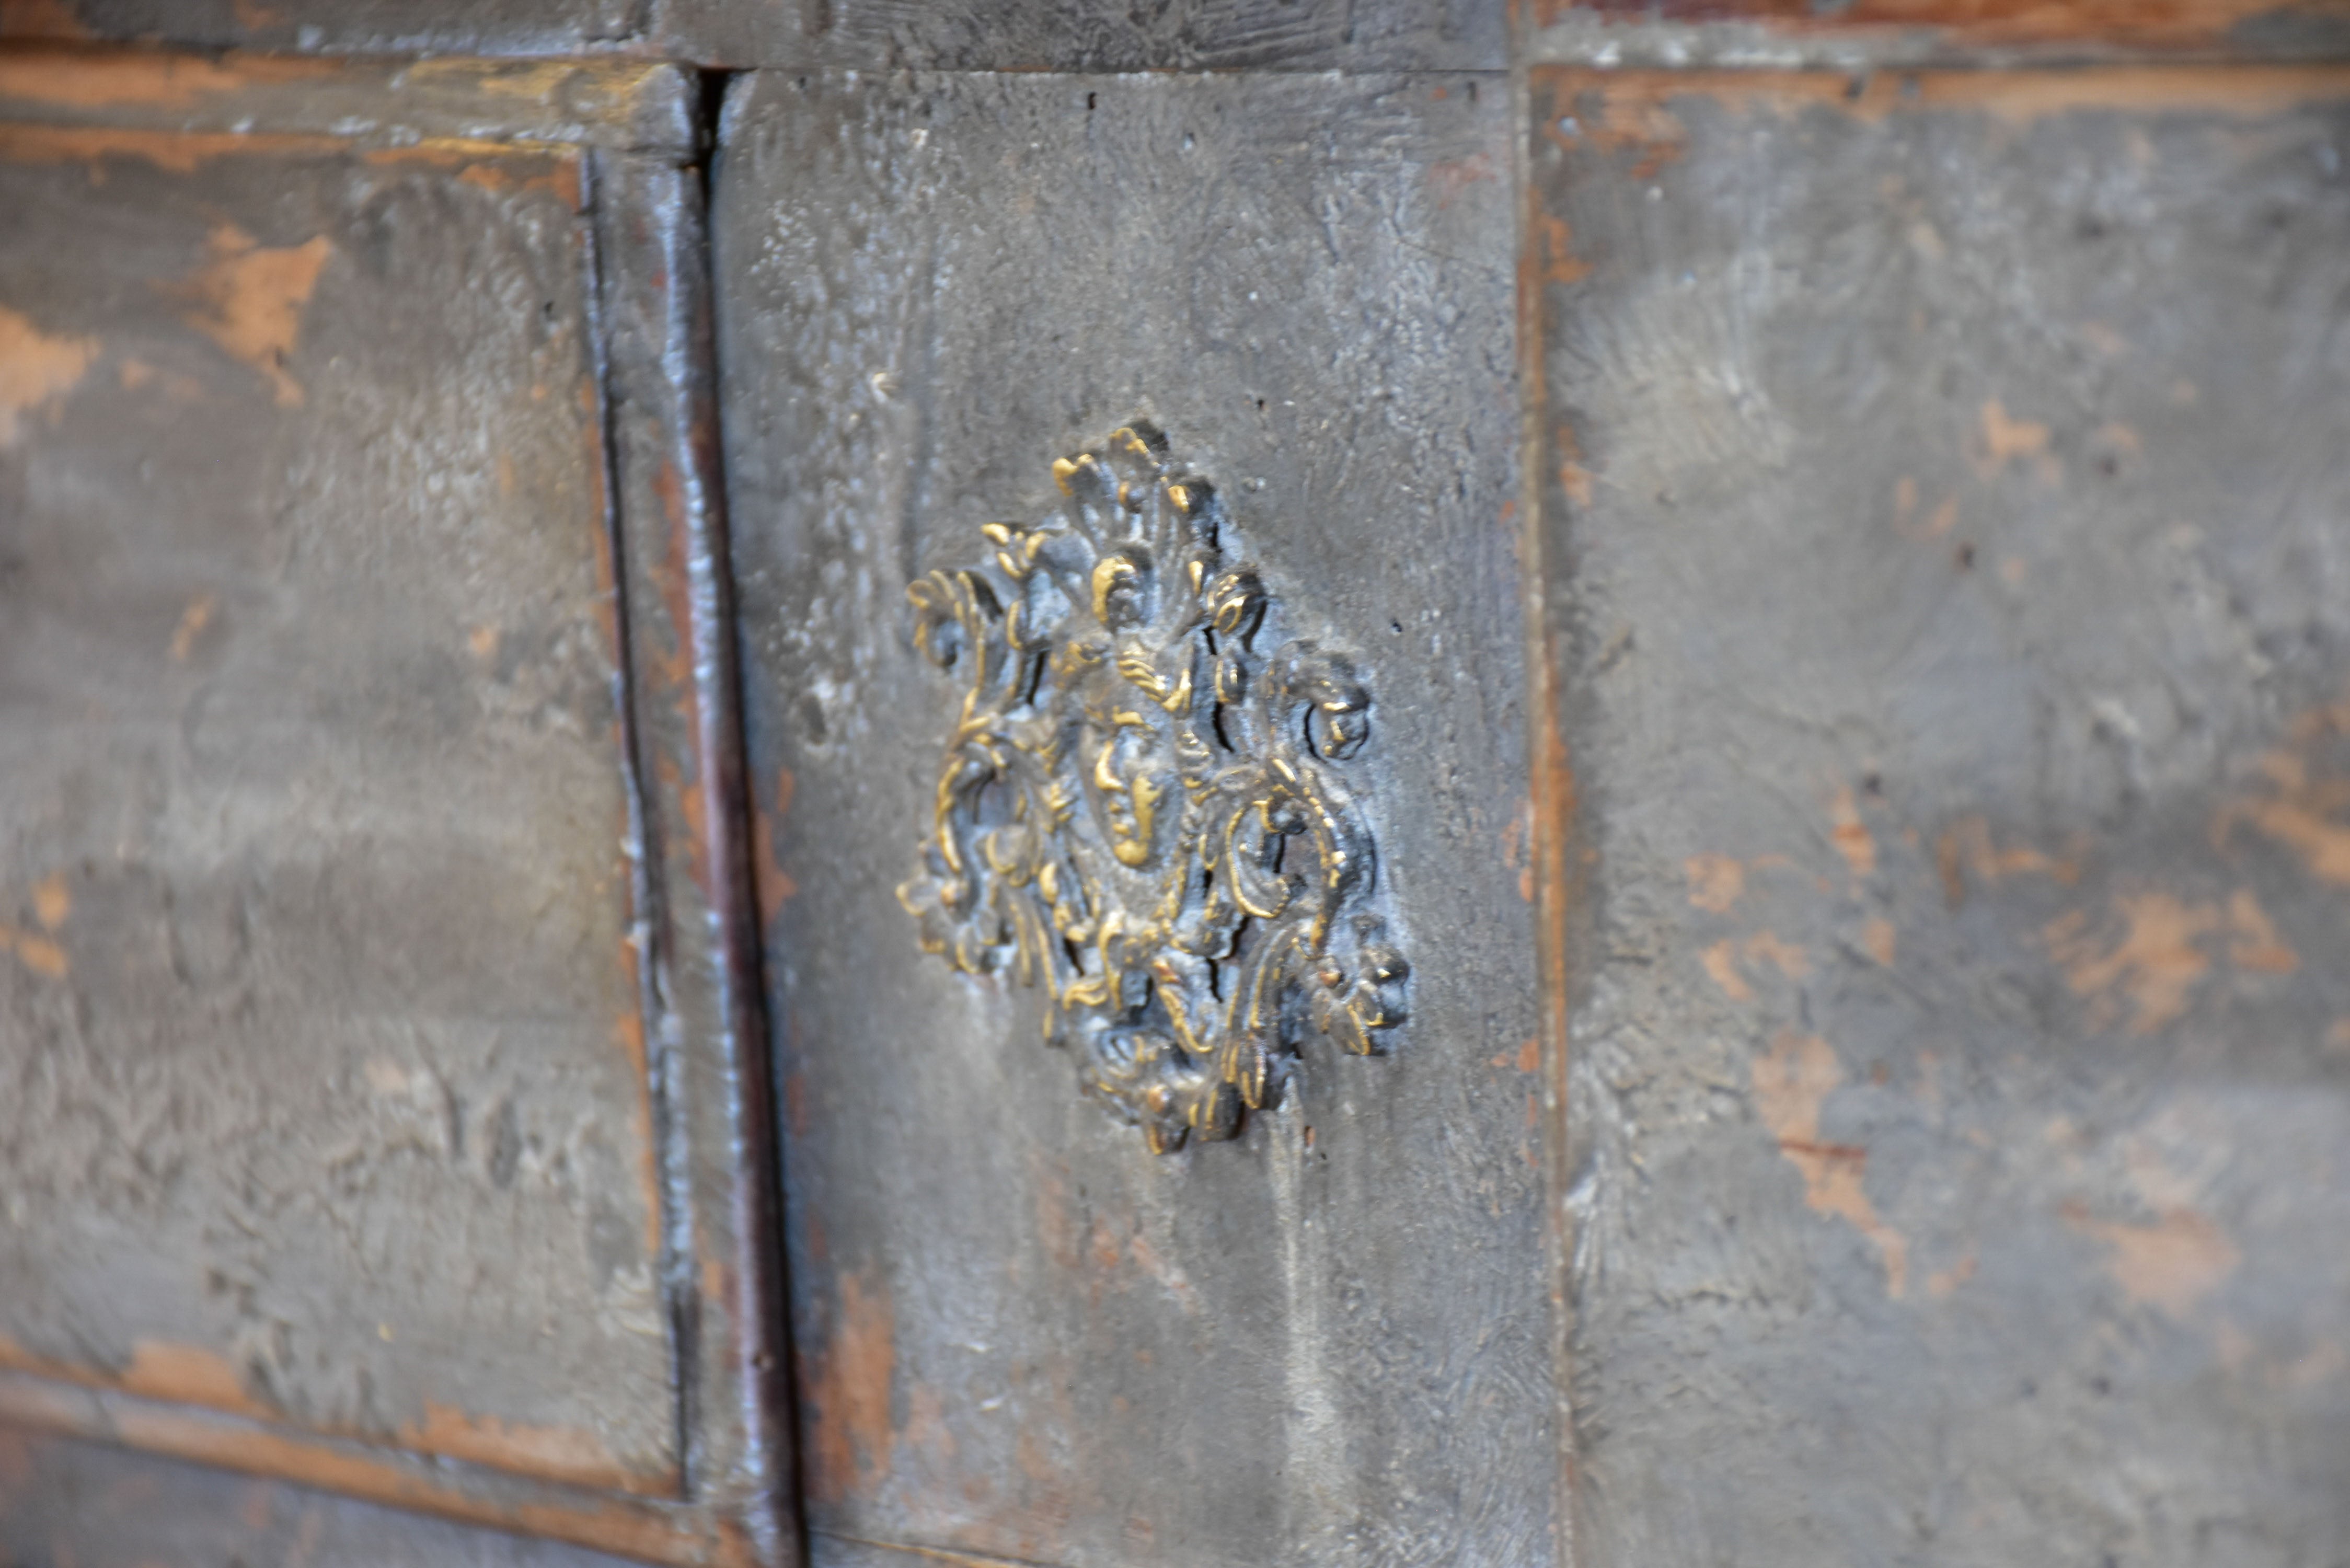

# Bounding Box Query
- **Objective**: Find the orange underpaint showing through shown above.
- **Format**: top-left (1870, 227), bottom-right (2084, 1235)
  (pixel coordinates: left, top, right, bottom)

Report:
top-left (608, 1002), bottom-right (667, 1275)
top-left (169, 593), bottom-right (216, 662)
top-left (118, 1341), bottom-right (274, 1421)
top-left (1543, 0), bottom-right (2325, 50)
top-left (1891, 474), bottom-right (1961, 541)
top-left (0, 924), bottom-right (67, 979)
top-left (1501, 802), bottom-right (1533, 903)
top-left (1490, 1038), bottom-right (1543, 1074)
top-left (1936, 815), bottom-right (2081, 908)
top-left (1, 1385), bottom-right (738, 1565)
top-left (30, 873), bottom-right (67, 932)
top-left (0, 303), bottom-right (97, 448)
top-left (803, 1269), bottom-right (897, 1505)
top-left (2045, 894), bottom-right (2215, 1035)
top-left (162, 224), bottom-right (331, 409)
top-left (2064, 1202), bottom-right (2240, 1317)
top-left (0, 48), bottom-right (333, 111)
top-left (1685, 853), bottom-right (1744, 913)
top-left (753, 766), bottom-right (799, 924)
top-left (1753, 1031), bottom-right (1908, 1298)
top-left (0, 123), bottom-right (335, 174)
top-left (366, 143), bottom-right (585, 209)
top-left (1530, 65), bottom-right (2350, 136)
top-left (0, 0), bottom-right (93, 38)
top-left (1701, 929), bottom-right (1810, 1003)
top-left (1860, 916), bottom-right (1897, 967)
top-left (1528, 211), bottom-right (1589, 286)
top-left (1827, 782), bottom-right (1878, 881)
top-left (0, 1341), bottom-right (694, 1538)
top-left (2044, 886), bottom-right (2296, 1034)
top-left (396, 1402), bottom-right (640, 1495)
top-left (2225, 889), bottom-right (2298, 974)
top-left (1973, 397), bottom-right (2053, 481)
top-left (2218, 711), bottom-right (2350, 885)
top-left (1925, 1252), bottom-right (1977, 1298)
top-left (1542, 72), bottom-right (1689, 177)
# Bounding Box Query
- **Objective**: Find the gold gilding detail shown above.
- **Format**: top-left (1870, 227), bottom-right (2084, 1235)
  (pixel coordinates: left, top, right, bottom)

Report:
top-left (899, 424), bottom-right (1406, 1152)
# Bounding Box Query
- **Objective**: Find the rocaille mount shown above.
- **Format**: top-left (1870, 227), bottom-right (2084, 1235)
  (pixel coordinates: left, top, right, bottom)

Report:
top-left (897, 423), bottom-right (1406, 1152)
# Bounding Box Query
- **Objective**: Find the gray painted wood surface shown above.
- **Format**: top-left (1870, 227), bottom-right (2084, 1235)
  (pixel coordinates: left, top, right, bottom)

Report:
top-left (712, 65), bottom-right (1557, 1568)
top-left (0, 125), bottom-right (674, 1486)
top-left (1525, 64), bottom-right (2350, 1568)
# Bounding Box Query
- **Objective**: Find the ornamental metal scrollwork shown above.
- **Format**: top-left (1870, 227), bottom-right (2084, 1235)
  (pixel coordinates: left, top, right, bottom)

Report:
top-left (897, 423), bottom-right (1406, 1153)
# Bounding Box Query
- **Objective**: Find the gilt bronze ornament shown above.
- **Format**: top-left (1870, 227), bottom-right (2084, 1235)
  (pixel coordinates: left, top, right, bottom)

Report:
top-left (897, 424), bottom-right (1407, 1152)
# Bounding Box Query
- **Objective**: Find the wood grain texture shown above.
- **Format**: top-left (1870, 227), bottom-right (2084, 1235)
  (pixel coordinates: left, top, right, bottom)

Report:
top-left (1524, 63), bottom-right (2350, 1567)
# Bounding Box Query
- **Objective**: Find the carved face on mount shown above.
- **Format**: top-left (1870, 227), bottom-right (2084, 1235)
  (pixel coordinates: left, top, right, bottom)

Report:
top-left (1088, 697), bottom-right (1172, 869)
top-left (1070, 544), bottom-right (1178, 871)
top-left (898, 423), bottom-right (1408, 1153)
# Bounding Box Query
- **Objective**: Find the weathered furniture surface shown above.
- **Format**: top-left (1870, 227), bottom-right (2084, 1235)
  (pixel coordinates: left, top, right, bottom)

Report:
top-left (3, 4), bottom-right (2348, 1568)
top-left (1524, 64), bottom-right (2350, 1564)
top-left (0, 53), bottom-right (789, 1565)
top-left (713, 64), bottom-right (1552, 1567)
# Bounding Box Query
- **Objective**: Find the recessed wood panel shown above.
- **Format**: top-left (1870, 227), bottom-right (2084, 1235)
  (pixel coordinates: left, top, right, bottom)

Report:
top-left (0, 125), bottom-right (678, 1493)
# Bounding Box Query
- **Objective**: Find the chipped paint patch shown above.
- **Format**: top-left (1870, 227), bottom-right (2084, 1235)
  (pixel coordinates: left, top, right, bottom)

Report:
top-left (1702, 929), bottom-right (1809, 1002)
top-left (1973, 397), bottom-right (2050, 476)
top-left (0, 303), bottom-right (97, 448)
top-left (753, 765), bottom-right (799, 924)
top-left (30, 873), bottom-right (68, 933)
top-left (1828, 782), bottom-right (1878, 881)
top-left (162, 224), bottom-right (332, 409)
top-left (120, 1340), bottom-right (270, 1420)
top-left (1685, 853), bottom-right (1744, 913)
top-left (396, 1402), bottom-right (637, 1494)
top-left (1753, 1031), bottom-right (1907, 1297)
top-left (1936, 815), bottom-right (2080, 908)
top-left (169, 593), bottom-right (217, 662)
top-left (2045, 887), bottom-right (2294, 1034)
top-left (2218, 707), bottom-right (2350, 885)
top-left (804, 1267), bottom-right (897, 1504)
top-left (0, 50), bottom-right (333, 112)
top-left (2065, 1203), bottom-right (2239, 1317)
top-left (0, 924), bottom-right (67, 979)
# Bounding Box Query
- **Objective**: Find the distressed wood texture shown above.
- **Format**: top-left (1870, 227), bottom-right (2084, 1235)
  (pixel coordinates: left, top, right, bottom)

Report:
top-left (0, 0), bottom-right (1507, 70)
top-left (0, 1431), bottom-right (642, 1568)
top-left (1524, 65), bottom-right (2350, 1565)
top-left (1523, 0), bottom-right (2350, 66)
top-left (653, 0), bottom-right (1505, 72)
top-left (15, 0), bottom-right (2350, 66)
top-left (713, 68), bottom-right (1554, 1568)
top-left (0, 58), bottom-right (790, 1566)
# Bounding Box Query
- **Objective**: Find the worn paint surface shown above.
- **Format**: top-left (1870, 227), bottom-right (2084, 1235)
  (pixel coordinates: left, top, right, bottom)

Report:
top-left (0, 0), bottom-right (1508, 70)
top-left (714, 68), bottom-right (1552, 1568)
top-left (0, 1431), bottom-right (645, 1568)
top-left (0, 49), bottom-right (695, 159)
top-left (0, 130), bottom-right (674, 1490)
top-left (591, 149), bottom-right (801, 1560)
top-left (1527, 65), bottom-right (2350, 1566)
